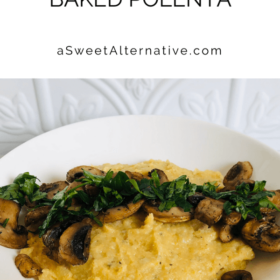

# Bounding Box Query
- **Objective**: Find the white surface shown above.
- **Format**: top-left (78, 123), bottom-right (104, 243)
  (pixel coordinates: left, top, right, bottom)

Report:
top-left (0, 115), bottom-right (280, 280)
top-left (0, 79), bottom-right (280, 157)
top-left (0, 1), bottom-right (280, 78)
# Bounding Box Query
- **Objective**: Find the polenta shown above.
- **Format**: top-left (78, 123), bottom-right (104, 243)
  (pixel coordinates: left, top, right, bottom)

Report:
top-left (20, 160), bottom-right (255, 280)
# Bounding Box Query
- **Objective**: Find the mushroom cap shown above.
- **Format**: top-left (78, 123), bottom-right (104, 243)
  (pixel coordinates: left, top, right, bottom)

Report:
top-left (220, 180), bottom-right (255, 193)
top-left (98, 199), bottom-right (145, 223)
top-left (148, 169), bottom-right (169, 184)
top-left (221, 270), bottom-right (253, 280)
top-left (0, 224), bottom-right (28, 249)
top-left (59, 218), bottom-right (92, 265)
top-left (0, 198), bottom-right (21, 231)
top-left (15, 254), bottom-right (42, 278)
top-left (222, 211), bottom-right (242, 226)
top-left (44, 247), bottom-right (65, 264)
top-left (42, 216), bottom-right (84, 249)
top-left (68, 180), bottom-right (85, 192)
top-left (241, 218), bottom-right (271, 241)
top-left (25, 196), bottom-right (37, 209)
top-left (66, 166), bottom-right (105, 183)
top-left (24, 205), bottom-right (52, 232)
top-left (187, 192), bottom-right (206, 207)
top-left (40, 181), bottom-right (69, 200)
top-left (260, 190), bottom-right (280, 214)
top-left (84, 184), bottom-right (99, 197)
top-left (125, 171), bottom-right (150, 181)
top-left (242, 218), bottom-right (280, 252)
top-left (219, 224), bottom-right (235, 243)
top-left (223, 162), bottom-right (253, 190)
top-left (143, 202), bottom-right (193, 223)
top-left (67, 181), bottom-right (86, 206)
top-left (194, 197), bottom-right (224, 226)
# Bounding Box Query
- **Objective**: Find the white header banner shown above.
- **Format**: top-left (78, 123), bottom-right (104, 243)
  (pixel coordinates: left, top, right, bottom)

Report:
top-left (0, 0), bottom-right (279, 78)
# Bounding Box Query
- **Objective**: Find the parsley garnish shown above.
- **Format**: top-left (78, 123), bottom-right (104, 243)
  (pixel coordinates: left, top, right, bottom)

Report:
top-left (129, 171), bottom-right (194, 212)
top-left (222, 182), bottom-right (279, 219)
top-left (1, 169), bottom-right (279, 238)
top-left (0, 172), bottom-right (46, 206)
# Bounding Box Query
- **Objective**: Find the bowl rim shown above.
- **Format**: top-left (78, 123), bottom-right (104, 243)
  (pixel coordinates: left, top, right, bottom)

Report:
top-left (1, 115), bottom-right (279, 163)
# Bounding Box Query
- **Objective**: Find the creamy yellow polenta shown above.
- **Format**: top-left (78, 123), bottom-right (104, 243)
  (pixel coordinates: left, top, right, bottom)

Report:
top-left (20, 160), bottom-right (255, 280)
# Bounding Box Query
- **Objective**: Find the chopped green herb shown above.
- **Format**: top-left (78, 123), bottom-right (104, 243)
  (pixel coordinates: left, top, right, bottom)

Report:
top-left (1, 169), bottom-right (279, 238)
top-left (0, 172), bottom-right (46, 206)
top-left (2, 218), bottom-right (9, 228)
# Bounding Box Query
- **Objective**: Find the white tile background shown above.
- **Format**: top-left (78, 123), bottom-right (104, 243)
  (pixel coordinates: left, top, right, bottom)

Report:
top-left (0, 79), bottom-right (279, 157)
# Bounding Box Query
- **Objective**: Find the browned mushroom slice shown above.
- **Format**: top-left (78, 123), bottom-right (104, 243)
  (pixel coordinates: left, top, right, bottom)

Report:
top-left (187, 192), bottom-right (206, 207)
top-left (0, 224), bottom-right (28, 249)
top-left (223, 162), bottom-right (253, 191)
top-left (0, 198), bottom-right (21, 231)
top-left (242, 217), bottom-right (280, 252)
top-left (43, 216), bottom-right (84, 249)
top-left (66, 166), bottom-right (105, 183)
top-left (59, 218), bottom-right (92, 265)
top-left (44, 247), bottom-right (64, 264)
top-left (15, 254), bottom-right (42, 278)
top-left (25, 197), bottom-right (37, 209)
top-left (260, 190), bottom-right (280, 214)
top-left (148, 169), bottom-right (169, 184)
top-left (219, 224), bottom-right (235, 243)
top-left (241, 218), bottom-right (271, 241)
top-left (143, 202), bottom-right (193, 223)
top-left (221, 270), bottom-right (253, 280)
top-left (40, 181), bottom-right (69, 200)
top-left (221, 179), bottom-right (255, 193)
top-left (84, 184), bottom-right (99, 197)
top-left (222, 211), bottom-right (242, 225)
top-left (67, 180), bottom-right (85, 193)
top-left (125, 171), bottom-right (150, 181)
top-left (194, 198), bottom-right (224, 226)
top-left (98, 199), bottom-right (145, 223)
top-left (25, 206), bottom-right (52, 232)
top-left (67, 180), bottom-right (86, 206)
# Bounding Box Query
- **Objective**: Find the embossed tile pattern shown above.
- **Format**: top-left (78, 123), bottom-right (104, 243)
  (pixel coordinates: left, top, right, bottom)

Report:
top-left (0, 79), bottom-right (279, 157)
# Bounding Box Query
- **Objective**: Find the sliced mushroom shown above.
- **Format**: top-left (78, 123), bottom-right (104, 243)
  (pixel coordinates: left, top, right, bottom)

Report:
top-left (260, 190), bottom-right (280, 214)
top-left (148, 169), bottom-right (169, 184)
top-left (43, 216), bottom-right (83, 249)
top-left (0, 198), bottom-right (21, 231)
top-left (0, 224), bottom-right (28, 249)
top-left (84, 184), bottom-right (99, 197)
top-left (67, 181), bottom-right (86, 206)
top-left (15, 254), bottom-right (42, 278)
top-left (241, 218), bottom-right (271, 241)
top-left (143, 201), bottom-right (193, 223)
top-left (59, 218), bottom-right (92, 265)
top-left (66, 166), bottom-right (105, 183)
top-left (242, 218), bottom-right (280, 252)
top-left (222, 211), bottom-right (242, 225)
top-left (187, 192), bottom-right (206, 207)
top-left (44, 247), bottom-right (64, 264)
top-left (98, 199), bottom-right (145, 223)
top-left (194, 197), bottom-right (224, 226)
top-left (24, 206), bottom-right (52, 232)
top-left (25, 197), bottom-right (37, 209)
top-left (221, 270), bottom-right (253, 280)
top-left (220, 179), bottom-right (255, 193)
top-left (125, 171), bottom-right (150, 181)
top-left (68, 180), bottom-right (85, 192)
top-left (223, 162), bottom-right (253, 191)
top-left (40, 181), bottom-right (69, 200)
top-left (219, 224), bottom-right (235, 243)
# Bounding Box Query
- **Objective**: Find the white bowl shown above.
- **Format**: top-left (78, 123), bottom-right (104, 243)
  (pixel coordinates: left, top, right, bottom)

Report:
top-left (0, 116), bottom-right (279, 280)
